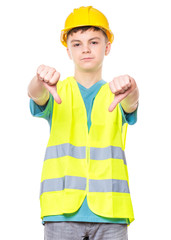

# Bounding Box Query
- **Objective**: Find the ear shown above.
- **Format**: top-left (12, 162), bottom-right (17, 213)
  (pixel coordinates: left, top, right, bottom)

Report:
top-left (105, 42), bottom-right (111, 56)
top-left (67, 47), bottom-right (72, 60)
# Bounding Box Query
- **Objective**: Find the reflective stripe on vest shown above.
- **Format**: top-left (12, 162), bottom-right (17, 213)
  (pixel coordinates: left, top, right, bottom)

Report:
top-left (40, 176), bottom-right (87, 195)
top-left (90, 146), bottom-right (126, 164)
top-left (44, 143), bottom-right (127, 165)
top-left (40, 177), bottom-right (129, 195)
top-left (44, 143), bottom-right (86, 160)
top-left (89, 179), bottom-right (129, 193)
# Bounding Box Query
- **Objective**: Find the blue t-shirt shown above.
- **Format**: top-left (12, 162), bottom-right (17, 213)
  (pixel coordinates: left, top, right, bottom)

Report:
top-left (30, 79), bottom-right (137, 224)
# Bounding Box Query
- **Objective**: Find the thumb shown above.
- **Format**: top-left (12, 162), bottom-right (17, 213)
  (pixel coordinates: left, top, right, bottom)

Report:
top-left (108, 78), bottom-right (136, 112)
top-left (42, 81), bottom-right (62, 104)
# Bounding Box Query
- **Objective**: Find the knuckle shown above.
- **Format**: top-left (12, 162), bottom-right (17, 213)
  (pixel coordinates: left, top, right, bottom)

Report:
top-left (109, 81), bottom-right (116, 93)
top-left (39, 74), bottom-right (43, 79)
top-left (44, 76), bottom-right (49, 82)
top-left (120, 81), bottom-right (126, 87)
top-left (55, 71), bottom-right (60, 79)
top-left (57, 72), bottom-right (60, 78)
top-left (125, 74), bottom-right (129, 78)
top-left (40, 73), bottom-right (45, 80)
top-left (125, 74), bottom-right (130, 81)
top-left (48, 80), bottom-right (54, 86)
top-left (40, 64), bottom-right (45, 69)
top-left (44, 66), bottom-right (49, 72)
top-left (51, 67), bottom-right (56, 72)
top-left (37, 65), bottom-right (43, 74)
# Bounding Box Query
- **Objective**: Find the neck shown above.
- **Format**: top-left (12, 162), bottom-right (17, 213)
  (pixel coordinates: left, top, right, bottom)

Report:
top-left (74, 68), bottom-right (102, 89)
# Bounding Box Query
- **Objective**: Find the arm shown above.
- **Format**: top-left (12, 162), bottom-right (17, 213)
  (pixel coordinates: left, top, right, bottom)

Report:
top-left (28, 65), bottom-right (62, 106)
top-left (28, 75), bottom-right (49, 106)
top-left (108, 75), bottom-right (139, 113)
top-left (120, 85), bottom-right (139, 113)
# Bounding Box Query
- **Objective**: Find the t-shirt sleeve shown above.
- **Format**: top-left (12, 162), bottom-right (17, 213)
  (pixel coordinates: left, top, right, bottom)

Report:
top-left (29, 94), bottom-right (53, 125)
top-left (119, 103), bottom-right (138, 126)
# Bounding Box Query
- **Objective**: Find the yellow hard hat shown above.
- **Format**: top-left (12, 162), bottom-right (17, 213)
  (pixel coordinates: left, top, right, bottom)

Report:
top-left (60, 6), bottom-right (114, 47)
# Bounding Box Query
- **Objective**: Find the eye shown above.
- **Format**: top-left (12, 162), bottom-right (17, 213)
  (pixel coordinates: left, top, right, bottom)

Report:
top-left (91, 41), bottom-right (98, 45)
top-left (73, 43), bottom-right (80, 47)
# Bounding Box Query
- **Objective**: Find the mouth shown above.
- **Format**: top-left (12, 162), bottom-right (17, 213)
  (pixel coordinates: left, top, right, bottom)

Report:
top-left (81, 57), bottom-right (94, 61)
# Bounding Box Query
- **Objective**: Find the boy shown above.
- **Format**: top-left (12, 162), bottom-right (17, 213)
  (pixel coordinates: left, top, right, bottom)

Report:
top-left (28, 6), bottom-right (139, 240)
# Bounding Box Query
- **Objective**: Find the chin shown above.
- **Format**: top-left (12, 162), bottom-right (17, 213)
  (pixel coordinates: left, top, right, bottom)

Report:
top-left (80, 66), bottom-right (98, 72)
top-left (81, 64), bottom-right (100, 72)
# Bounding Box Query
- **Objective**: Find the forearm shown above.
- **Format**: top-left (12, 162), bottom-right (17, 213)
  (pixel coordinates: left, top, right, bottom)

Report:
top-left (28, 76), bottom-right (49, 106)
top-left (121, 86), bottom-right (139, 113)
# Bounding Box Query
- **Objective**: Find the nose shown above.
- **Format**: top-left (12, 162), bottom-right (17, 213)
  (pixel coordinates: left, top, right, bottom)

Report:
top-left (82, 44), bottom-right (91, 53)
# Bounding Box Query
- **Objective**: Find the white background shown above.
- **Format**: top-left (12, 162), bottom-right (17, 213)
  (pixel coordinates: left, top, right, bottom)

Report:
top-left (0, 0), bottom-right (171, 239)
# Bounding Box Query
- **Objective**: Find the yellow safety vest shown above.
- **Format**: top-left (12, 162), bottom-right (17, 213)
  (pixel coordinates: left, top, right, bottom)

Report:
top-left (40, 77), bottom-right (134, 223)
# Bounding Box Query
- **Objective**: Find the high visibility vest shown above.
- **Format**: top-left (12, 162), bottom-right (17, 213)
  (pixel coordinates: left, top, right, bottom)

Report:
top-left (40, 76), bottom-right (134, 223)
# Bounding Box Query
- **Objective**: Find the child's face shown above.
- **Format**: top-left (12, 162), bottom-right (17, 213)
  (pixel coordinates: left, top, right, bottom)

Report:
top-left (67, 29), bottom-right (111, 73)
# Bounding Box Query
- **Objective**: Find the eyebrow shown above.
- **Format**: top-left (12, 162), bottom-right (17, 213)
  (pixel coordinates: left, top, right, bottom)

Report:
top-left (70, 37), bottom-right (101, 43)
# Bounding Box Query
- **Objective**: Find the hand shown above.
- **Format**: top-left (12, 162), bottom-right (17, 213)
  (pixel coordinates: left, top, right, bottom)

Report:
top-left (37, 64), bottom-right (62, 104)
top-left (108, 75), bottom-right (137, 112)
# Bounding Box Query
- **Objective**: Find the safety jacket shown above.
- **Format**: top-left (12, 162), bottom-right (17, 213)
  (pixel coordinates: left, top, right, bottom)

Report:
top-left (40, 76), bottom-right (134, 223)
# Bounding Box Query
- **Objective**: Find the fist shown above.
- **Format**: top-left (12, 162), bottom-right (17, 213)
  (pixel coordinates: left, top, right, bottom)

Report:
top-left (109, 75), bottom-right (136, 112)
top-left (37, 65), bottom-right (60, 86)
top-left (37, 65), bottom-right (62, 104)
top-left (109, 75), bottom-right (132, 95)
